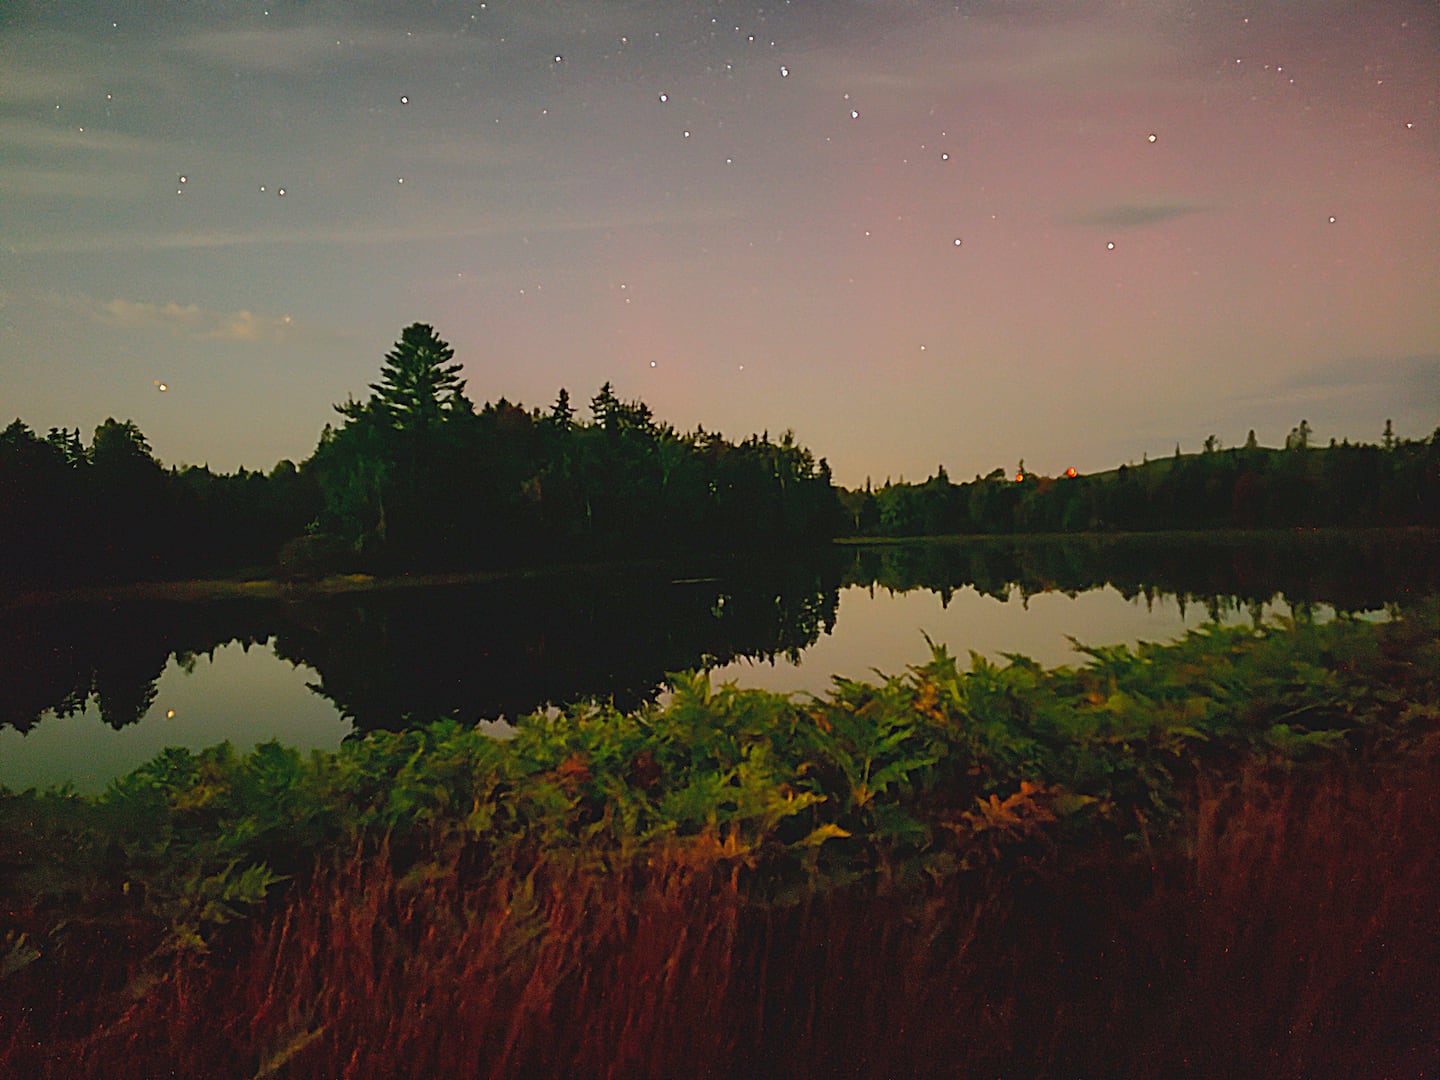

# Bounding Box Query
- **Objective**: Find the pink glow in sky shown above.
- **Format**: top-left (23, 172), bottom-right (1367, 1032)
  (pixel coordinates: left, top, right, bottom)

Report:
top-left (1, 1), bottom-right (1435, 484)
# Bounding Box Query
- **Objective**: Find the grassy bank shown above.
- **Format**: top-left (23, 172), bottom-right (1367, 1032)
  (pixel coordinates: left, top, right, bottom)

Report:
top-left (3, 606), bottom-right (1438, 1077)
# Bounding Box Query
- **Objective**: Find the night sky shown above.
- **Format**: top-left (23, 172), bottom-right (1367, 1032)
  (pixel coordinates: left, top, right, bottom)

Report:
top-left (2, 0), bottom-right (1436, 486)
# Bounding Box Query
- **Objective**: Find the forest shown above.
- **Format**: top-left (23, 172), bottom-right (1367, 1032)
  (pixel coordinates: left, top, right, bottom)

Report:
top-left (0, 324), bottom-right (841, 587)
top-left (841, 422), bottom-right (1440, 537)
top-left (2, 322), bottom-right (1438, 589)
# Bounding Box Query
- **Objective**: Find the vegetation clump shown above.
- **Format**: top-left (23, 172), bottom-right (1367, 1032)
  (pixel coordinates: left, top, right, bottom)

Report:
top-left (2, 606), bottom-right (1438, 1076)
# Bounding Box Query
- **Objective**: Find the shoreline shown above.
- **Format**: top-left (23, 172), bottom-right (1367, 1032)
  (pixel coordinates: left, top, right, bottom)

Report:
top-left (833, 523), bottom-right (1440, 546)
top-left (6, 524), bottom-right (1437, 609)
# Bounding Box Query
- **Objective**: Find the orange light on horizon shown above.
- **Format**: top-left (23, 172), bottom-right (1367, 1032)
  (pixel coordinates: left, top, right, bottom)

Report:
top-left (1065, 466), bottom-right (1078, 478)
top-left (1014, 472), bottom-right (1024, 482)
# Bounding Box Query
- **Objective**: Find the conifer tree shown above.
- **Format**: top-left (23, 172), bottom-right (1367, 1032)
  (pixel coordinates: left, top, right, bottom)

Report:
top-left (549, 387), bottom-right (575, 428)
top-left (360, 323), bottom-right (468, 433)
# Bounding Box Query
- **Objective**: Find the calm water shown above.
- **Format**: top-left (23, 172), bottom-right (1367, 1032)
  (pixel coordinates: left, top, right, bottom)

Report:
top-left (3, 531), bottom-right (1436, 793)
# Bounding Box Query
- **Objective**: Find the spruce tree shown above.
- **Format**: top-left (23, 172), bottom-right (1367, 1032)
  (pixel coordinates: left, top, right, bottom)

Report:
top-left (366, 323), bottom-right (468, 433)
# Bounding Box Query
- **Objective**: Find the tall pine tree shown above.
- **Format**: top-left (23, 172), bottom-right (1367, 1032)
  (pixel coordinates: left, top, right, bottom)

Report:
top-left (359, 323), bottom-right (469, 433)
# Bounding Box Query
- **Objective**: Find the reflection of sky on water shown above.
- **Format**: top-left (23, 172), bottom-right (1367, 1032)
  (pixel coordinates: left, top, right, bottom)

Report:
top-left (0, 642), bottom-right (349, 795)
top-left (0, 586), bottom-right (1373, 794)
top-left (707, 584), bottom-right (1344, 695)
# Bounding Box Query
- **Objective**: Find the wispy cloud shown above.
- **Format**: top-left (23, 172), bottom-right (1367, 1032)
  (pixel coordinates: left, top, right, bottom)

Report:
top-left (0, 52), bottom-right (98, 105)
top-left (0, 165), bottom-right (150, 201)
top-left (86, 297), bottom-right (299, 344)
top-left (171, 23), bottom-right (477, 73)
top-left (1287, 354), bottom-right (1440, 400)
top-left (801, 12), bottom-right (1173, 98)
top-left (7, 204), bottom-right (743, 255)
top-left (1216, 354), bottom-right (1440, 440)
top-left (0, 119), bottom-right (161, 204)
top-left (0, 119), bottom-right (158, 157)
top-left (1068, 201), bottom-right (1211, 228)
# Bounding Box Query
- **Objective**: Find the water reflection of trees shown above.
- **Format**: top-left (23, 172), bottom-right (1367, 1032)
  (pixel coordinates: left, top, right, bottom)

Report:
top-left (0, 600), bottom-right (278, 734)
top-left (840, 531), bottom-right (1440, 619)
top-left (272, 558), bottom-right (843, 731)
top-left (4, 532), bottom-right (1437, 737)
top-left (0, 557), bottom-right (843, 735)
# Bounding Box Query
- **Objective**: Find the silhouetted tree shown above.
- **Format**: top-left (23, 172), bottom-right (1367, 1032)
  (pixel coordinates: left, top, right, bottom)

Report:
top-left (590, 381), bottom-right (619, 428)
top-left (315, 326), bottom-right (481, 563)
top-left (549, 387), bottom-right (575, 429)
top-left (1285, 419), bottom-right (1312, 451)
top-left (348, 322), bottom-right (469, 434)
top-left (91, 417), bottom-right (157, 473)
top-left (87, 418), bottom-right (173, 577)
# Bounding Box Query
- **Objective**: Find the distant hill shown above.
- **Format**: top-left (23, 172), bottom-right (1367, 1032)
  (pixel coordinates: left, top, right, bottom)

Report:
top-left (840, 432), bottom-right (1440, 537)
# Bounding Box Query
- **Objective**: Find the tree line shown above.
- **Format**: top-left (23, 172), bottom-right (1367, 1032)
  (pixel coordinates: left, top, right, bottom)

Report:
top-left (3, 324), bottom-right (1437, 588)
top-left (0, 417), bottom-right (316, 586)
top-left (840, 424), bottom-right (1440, 538)
top-left (0, 324), bottom-right (842, 587)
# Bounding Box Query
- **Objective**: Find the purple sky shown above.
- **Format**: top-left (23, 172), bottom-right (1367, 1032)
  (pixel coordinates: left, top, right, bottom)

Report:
top-left (2, 0), bottom-right (1436, 486)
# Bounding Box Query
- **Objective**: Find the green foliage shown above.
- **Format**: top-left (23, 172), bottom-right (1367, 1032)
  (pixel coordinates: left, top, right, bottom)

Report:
top-left (8, 606), bottom-right (1437, 953)
top-left (5, 607), bottom-right (1439, 1080)
top-left (158, 860), bottom-right (287, 954)
top-left (0, 931), bottom-right (41, 981)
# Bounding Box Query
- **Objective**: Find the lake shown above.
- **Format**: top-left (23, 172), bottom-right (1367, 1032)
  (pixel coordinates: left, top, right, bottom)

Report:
top-left (3, 530), bottom-right (1437, 793)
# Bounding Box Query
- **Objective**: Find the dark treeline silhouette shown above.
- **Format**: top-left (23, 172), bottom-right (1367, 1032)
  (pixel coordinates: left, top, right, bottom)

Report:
top-left (841, 424), bottom-right (1440, 537)
top-left (5, 325), bottom-right (1438, 591)
top-left (304, 324), bottom-right (843, 571)
top-left (0, 324), bottom-right (842, 588)
top-left (0, 418), bottom-right (317, 587)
